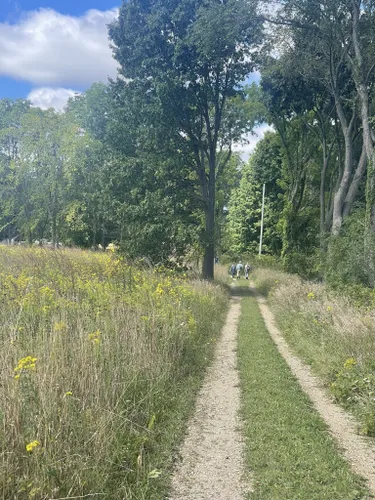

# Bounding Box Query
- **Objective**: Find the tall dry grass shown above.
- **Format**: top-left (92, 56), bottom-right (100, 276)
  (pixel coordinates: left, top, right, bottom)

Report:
top-left (252, 267), bottom-right (375, 436)
top-left (0, 247), bottom-right (227, 499)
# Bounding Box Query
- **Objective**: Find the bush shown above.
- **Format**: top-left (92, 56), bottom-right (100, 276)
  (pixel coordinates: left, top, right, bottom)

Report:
top-left (331, 358), bottom-right (375, 436)
top-left (283, 250), bottom-right (323, 280)
top-left (325, 209), bottom-right (374, 287)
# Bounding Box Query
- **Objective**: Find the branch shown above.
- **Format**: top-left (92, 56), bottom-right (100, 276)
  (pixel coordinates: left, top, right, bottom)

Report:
top-left (260, 14), bottom-right (319, 32)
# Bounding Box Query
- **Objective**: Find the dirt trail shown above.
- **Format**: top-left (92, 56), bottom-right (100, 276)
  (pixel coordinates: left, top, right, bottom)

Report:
top-left (254, 288), bottom-right (375, 495)
top-left (169, 296), bottom-right (249, 500)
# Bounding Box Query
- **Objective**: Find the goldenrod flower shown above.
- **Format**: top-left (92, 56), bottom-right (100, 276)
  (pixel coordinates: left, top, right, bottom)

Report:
top-left (26, 440), bottom-right (40, 452)
top-left (54, 321), bottom-right (67, 332)
top-left (14, 356), bottom-right (37, 378)
top-left (88, 330), bottom-right (101, 345)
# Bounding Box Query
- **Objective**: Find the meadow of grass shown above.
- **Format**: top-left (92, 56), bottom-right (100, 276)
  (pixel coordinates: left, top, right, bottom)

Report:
top-left (0, 247), bottom-right (227, 499)
top-left (238, 293), bottom-right (369, 499)
top-left (252, 267), bottom-right (375, 437)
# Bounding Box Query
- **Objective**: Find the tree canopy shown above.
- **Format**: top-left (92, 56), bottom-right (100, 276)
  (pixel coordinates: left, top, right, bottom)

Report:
top-left (3, 0), bottom-right (375, 285)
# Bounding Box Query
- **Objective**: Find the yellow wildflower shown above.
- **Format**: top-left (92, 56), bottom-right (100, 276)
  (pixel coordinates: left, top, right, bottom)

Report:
top-left (307, 292), bottom-right (315, 300)
top-left (88, 330), bottom-right (101, 345)
top-left (54, 321), bottom-right (67, 332)
top-left (14, 356), bottom-right (37, 378)
top-left (26, 440), bottom-right (40, 452)
top-left (344, 358), bottom-right (356, 370)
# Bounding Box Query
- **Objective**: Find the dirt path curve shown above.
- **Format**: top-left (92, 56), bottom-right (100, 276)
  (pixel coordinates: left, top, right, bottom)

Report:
top-left (169, 295), bottom-right (250, 500)
top-left (254, 287), bottom-right (375, 495)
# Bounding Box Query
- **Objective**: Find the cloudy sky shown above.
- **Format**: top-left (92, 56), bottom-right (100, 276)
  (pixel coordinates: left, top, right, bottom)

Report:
top-left (0, 0), bottom-right (119, 108)
top-left (0, 0), bottom-right (269, 157)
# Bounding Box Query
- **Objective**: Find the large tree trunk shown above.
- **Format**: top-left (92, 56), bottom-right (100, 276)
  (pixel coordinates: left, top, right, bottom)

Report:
top-left (202, 151), bottom-right (216, 280)
top-left (331, 108), bottom-right (355, 235)
top-left (320, 137), bottom-right (329, 249)
top-left (202, 209), bottom-right (215, 279)
top-left (343, 143), bottom-right (367, 217)
top-left (351, 0), bottom-right (375, 284)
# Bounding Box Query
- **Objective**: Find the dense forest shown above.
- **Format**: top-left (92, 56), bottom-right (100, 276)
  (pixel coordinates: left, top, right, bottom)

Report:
top-left (1, 0), bottom-right (375, 284)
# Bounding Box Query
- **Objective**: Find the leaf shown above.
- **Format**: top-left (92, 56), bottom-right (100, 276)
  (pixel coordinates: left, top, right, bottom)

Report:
top-left (148, 469), bottom-right (162, 479)
top-left (147, 414), bottom-right (156, 431)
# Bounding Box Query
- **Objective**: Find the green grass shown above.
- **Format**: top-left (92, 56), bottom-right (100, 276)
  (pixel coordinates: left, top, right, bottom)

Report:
top-left (238, 292), bottom-right (370, 500)
top-left (252, 267), bottom-right (375, 437)
top-left (0, 247), bottom-right (228, 499)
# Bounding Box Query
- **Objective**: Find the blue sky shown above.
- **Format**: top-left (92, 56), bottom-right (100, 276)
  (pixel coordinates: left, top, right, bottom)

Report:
top-left (0, 0), bottom-right (119, 108)
top-left (0, 0), bottom-right (267, 156)
top-left (0, 0), bottom-right (118, 21)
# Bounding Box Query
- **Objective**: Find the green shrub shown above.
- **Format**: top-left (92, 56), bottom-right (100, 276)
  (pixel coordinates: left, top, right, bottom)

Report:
top-left (331, 358), bottom-right (375, 436)
top-left (325, 209), bottom-right (374, 287)
top-left (283, 250), bottom-right (323, 280)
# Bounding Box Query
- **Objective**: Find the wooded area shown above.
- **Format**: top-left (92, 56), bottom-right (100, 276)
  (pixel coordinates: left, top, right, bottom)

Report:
top-left (1, 0), bottom-right (375, 283)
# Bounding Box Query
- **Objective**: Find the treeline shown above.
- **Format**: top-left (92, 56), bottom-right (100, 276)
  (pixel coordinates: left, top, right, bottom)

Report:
top-left (0, 0), bottom-right (265, 277)
top-left (225, 0), bottom-right (375, 288)
top-left (2, 0), bottom-right (375, 284)
top-left (0, 87), bottom-right (247, 262)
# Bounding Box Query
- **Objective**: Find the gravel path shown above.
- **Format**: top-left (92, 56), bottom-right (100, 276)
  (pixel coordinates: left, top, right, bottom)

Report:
top-left (169, 296), bottom-right (250, 500)
top-left (254, 288), bottom-right (375, 495)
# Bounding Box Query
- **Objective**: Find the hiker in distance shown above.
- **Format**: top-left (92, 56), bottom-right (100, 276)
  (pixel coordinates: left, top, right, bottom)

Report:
top-left (245, 263), bottom-right (251, 280)
top-left (236, 261), bottom-right (243, 279)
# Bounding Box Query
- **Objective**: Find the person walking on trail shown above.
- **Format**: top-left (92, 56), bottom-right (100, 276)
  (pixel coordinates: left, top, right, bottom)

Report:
top-left (236, 261), bottom-right (243, 279)
top-left (245, 263), bottom-right (251, 280)
top-left (230, 263), bottom-right (236, 279)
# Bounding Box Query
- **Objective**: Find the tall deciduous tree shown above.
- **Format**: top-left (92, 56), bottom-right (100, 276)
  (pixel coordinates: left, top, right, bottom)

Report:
top-left (109, 0), bottom-right (263, 278)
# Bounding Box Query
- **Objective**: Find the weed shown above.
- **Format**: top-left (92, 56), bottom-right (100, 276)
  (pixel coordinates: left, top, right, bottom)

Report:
top-left (0, 247), bottom-right (227, 499)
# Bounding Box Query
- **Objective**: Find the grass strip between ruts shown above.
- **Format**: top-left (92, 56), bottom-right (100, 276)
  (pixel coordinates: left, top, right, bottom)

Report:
top-left (238, 292), bottom-right (371, 500)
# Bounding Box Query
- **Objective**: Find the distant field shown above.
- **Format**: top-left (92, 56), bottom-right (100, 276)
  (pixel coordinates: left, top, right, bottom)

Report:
top-left (0, 247), bottom-right (227, 499)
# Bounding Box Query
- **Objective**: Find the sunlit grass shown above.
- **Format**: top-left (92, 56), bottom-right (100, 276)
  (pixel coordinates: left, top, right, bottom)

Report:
top-left (252, 267), bottom-right (375, 437)
top-left (0, 247), bottom-right (227, 499)
top-left (238, 293), bottom-right (369, 499)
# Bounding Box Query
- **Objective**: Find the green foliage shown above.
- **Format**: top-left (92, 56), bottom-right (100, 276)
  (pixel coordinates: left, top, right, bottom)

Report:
top-left (325, 209), bottom-right (373, 287)
top-left (109, 0), bottom-right (264, 278)
top-left (226, 163), bottom-right (263, 255)
top-left (282, 250), bottom-right (323, 280)
top-left (225, 131), bottom-right (283, 257)
top-left (331, 359), bottom-right (375, 436)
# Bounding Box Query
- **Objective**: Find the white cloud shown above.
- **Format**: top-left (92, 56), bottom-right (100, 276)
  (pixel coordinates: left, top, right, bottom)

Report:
top-left (0, 8), bottom-right (118, 87)
top-left (233, 124), bottom-right (274, 161)
top-left (27, 87), bottom-right (80, 111)
top-left (245, 71), bottom-right (261, 85)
